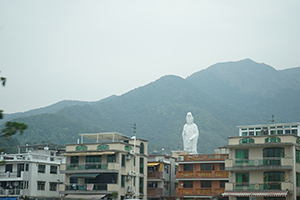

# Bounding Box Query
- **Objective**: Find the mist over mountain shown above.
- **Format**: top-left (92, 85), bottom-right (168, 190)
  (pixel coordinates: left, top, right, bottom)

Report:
top-left (2, 59), bottom-right (300, 154)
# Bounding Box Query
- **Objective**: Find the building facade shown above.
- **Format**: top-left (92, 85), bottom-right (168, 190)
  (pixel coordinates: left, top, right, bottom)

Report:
top-left (223, 122), bottom-right (300, 200)
top-left (59, 132), bottom-right (148, 200)
top-left (147, 155), bottom-right (177, 200)
top-left (175, 152), bottom-right (229, 200)
top-left (0, 144), bottom-right (65, 200)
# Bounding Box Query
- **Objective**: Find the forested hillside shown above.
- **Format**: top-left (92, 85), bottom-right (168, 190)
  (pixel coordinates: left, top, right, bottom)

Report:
top-left (2, 59), bottom-right (300, 154)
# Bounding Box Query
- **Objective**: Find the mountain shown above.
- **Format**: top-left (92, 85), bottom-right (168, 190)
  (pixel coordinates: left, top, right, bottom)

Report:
top-left (3, 59), bottom-right (300, 154)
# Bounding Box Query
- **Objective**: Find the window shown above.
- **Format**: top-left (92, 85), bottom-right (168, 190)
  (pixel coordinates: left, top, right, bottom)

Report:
top-left (50, 166), bottom-right (58, 174)
top-left (76, 145), bottom-right (87, 151)
top-left (183, 164), bottom-right (193, 171)
top-left (297, 173), bottom-right (300, 187)
top-left (50, 182), bottom-right (57, 191)
top-left (86, 155), bottom-right (101, 163)
top-left (183, 181), bottom-right (193, 188)
top-left (201, 181), bottom-right (211, 188)
top-left (285, 130), bottom-right (290, 134)
top-left (122, 155), bottom-right (126, 167)
top-left (201, 164), bottom-right (211, 171)
top-left (98, 144), bottom-right (109, 150)
top-left (270, 130), bottom-right (276, 135)
top-left (265, 137), bottom-right (281, 143)
top-left (25, 164), bottom-right (29, 171)
top-left (37, 181), bottom-right (45, 190)
top-left (219, 163), bottom-right (225, 170)
top-left (297, 150), bottom-right (300, 163)
top-left (236, 149), bottom-right (248, 165)
top-left (220, 180), bottom-right (228, 188)
top-left (277, 130), bottom-right (283, 135)
top-left (121, 175), bottom-right (125, 187)
top-left (236, 173), bottom-right (249, 183)
top-left (140, 143), bottom-right (144, 154)
top-left (139, 177), bottom-right (144, 194)
top-left (263, 171), bottom-right (284, 189)
top-left (140, 158), bottom-right (144, 174)
top-left (292, 129), bottom-right (298, 135)
top-left (239, 138), bottom-right (254, 144)
top-left (107, 154), bottom-right (116, 162)
top-left (38, 165), bottom-right (45, 173)
top-left (125, 145), bottom-right (132, 151)
top-left (71, 156), bottom-right (79, 166)
top-left (17, 164), bottom-right (24, 177)
top-left (5, 164), bottom-right (12, 172)
top-left (70, 177), bottom-right (78, 184)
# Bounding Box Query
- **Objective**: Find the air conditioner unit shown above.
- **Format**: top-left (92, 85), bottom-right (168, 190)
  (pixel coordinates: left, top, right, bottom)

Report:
top-left (177, 156), bottom-right (184, 161)
top-left (127, 186), bottom-right (133, 193)
top-left (126, 176), bottom-right (131, 181)
top-left (126, 155), bottom-right (132, 160)
top-left (128, 171), bottom-right (136, 176)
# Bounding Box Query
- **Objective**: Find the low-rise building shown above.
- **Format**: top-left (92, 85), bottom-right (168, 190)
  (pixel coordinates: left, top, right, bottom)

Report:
top-left (223, 122), bottom-right (300, 200)
top-left (175, 150), bottom-right (229, 200)
top-left (147, 154), bottom-right (177, 200)
top-left (59, 132), bottom-right (148, 200)
top-left (0, 144), bottom-right (65, 200)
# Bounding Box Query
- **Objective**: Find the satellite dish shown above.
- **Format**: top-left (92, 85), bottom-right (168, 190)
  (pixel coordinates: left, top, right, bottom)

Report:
top-left (44, 146), bottom-right (49, 151)
top-left (14, 182), bottom-right (19, 186)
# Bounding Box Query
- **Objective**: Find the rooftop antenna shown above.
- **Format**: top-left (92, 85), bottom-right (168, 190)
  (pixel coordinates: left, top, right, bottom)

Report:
top-left (267, 114), bottom-right (275, 124)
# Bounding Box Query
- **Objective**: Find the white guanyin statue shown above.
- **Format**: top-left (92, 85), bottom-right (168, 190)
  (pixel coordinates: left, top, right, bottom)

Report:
top-left (182, 112), bottom-right (199, 154)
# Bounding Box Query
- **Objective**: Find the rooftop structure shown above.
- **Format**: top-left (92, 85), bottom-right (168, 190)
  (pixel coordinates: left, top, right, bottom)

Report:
top-left (59, 132), bottom-right (148, 200)
top-left (223, 122), bottom-right (300, 200)
top-left (0, 144), bottom-right (65, 200)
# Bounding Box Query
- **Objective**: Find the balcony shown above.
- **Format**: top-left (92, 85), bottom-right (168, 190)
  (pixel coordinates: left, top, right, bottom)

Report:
top-left (62, 183), bottom-right (118, 193)
top-left (0, 189), bottom-right (24, 196)
top-left (225, 182), bottom-right (293, 191)
top-left (176, 188), bottom-right (225, 196)
top-left (63, 162), bottom-right (119, 172)
top-left (225, 158), bottom-right (293, 171)
top-left (148, 171), bottom-right (163, 179)
top-left (176, 170), bottom-right (228, 179)
top-left (147, 188), bottom-right (163, 198)
top-left (183, 154), bottom-right (228, 161)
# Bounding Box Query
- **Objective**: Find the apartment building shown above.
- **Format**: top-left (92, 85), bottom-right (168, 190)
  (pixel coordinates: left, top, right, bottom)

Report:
top-left (223, 122), bottom-right (300, 200)
top-left (0, 144), bottom-right (65, 200)
top-left (147, 154), bottom-right (177, 200)
top-left (59, 132), bottom-right (148, 200)
top-left (175, 150), bottom-right (229, 200)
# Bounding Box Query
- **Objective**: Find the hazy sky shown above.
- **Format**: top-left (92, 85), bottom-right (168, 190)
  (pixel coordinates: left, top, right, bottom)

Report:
top-left (1, 0), bottom-right (300, 113)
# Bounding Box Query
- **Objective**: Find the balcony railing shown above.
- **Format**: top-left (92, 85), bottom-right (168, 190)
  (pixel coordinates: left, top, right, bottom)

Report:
top-left (176, 188), bottom-right (225, 196)
top-left (148, 171), bottom-right (163, 179)
top-left (183, 154), bottom-right (228, 161)
top-left (147, 188), bottom-right (163, 197)
top-left (230, 182), bottom-right (286, 190)
top-left (65, 183), bottom-right (108, 191)
top-left (177, 170), bottom-right (228, 179)
top-left (66, 163), bottom-right (108, 170)
top-left (226, 157), bottom-right (293, 169)
top-left (0, 189), bottom-right (22, 195)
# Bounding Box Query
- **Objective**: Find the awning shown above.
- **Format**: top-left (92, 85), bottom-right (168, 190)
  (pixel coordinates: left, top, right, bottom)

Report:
top-left (0, 197), bottom-right (18, 200)
top-left (63, 152), bottom-right (115, 156)
top-left (222, 191), bottom-right (289, 197)
top-left (147, 162), bottom-right (160, 167)
top-left (69, 173), bottom-right (100, 178)
top-left (64, 194), bottom-right (105, 200)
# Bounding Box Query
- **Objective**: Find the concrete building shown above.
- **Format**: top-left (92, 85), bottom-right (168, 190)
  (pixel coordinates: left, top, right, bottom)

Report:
top-left (175, 150), bottom-right (229, 200)
top-left (59, 132), bottom-right (148, 200)
top-left (0, 144), bottom-right (65, 200)
top-left (147, 154), bottom-right (177, 200)
top-left (223, 122), bottom-right (300, 200)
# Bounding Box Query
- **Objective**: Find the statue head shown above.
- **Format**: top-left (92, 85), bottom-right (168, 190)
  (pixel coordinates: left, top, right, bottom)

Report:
top-left (186, 112), bottom-right (194, 124)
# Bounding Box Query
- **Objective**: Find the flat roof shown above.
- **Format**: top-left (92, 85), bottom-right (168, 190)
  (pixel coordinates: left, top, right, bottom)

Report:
top-left (237, 122), bottom-right (300, 128)
top-left (79, 132), bottom-right (131, 142)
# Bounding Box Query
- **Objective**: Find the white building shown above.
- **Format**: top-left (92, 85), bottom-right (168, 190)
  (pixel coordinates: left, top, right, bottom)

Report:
top-left (0, 144), bottom-right (65, 200)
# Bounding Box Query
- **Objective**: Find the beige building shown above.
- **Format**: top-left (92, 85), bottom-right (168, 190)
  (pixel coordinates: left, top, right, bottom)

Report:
top-left (59, 132), bottom-right (148, 200)
top-left (223, 122), bottom-right (300, 200)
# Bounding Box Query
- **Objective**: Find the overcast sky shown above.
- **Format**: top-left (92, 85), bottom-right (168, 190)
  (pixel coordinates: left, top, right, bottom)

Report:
top-left (1, 0), bottom-right (300, 113)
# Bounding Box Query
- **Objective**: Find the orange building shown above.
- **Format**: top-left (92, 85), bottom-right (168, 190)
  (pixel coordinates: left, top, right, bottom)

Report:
top-left (175, 151), bottom-right (229, 200)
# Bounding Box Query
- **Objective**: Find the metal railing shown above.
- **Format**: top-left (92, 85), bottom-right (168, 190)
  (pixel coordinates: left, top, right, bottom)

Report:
top-left (66, 163), bottom-right (107, 170)
top-left (65, 183), bottom-right (107, 191)
top-left (235, 158), bottom-right (282, 166)
top-left (234, 182), bottom-right (281, 190)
